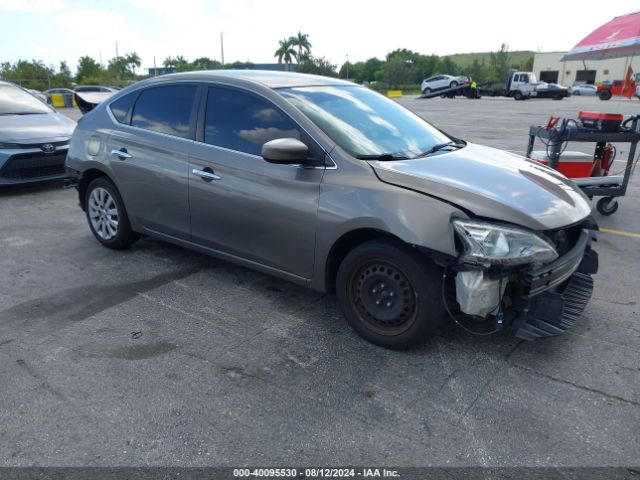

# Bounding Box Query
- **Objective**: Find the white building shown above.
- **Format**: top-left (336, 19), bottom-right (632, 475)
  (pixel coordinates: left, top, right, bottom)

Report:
top-left (533, 52), bottom-right (640, 86)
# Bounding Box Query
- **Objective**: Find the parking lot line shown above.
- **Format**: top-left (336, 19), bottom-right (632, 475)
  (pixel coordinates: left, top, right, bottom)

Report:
top-left (599, 227), bottom-right (640, 239)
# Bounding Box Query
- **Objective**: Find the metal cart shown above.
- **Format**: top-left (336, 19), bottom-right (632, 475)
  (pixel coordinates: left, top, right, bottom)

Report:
top-left (526, 124), bottom-right (640, 216)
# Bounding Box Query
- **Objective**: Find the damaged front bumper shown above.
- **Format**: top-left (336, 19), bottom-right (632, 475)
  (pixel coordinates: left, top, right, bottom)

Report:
top-left (512, 228), bottom-right (598, 339)
top-left (451, 227), bottom-right (598, 340)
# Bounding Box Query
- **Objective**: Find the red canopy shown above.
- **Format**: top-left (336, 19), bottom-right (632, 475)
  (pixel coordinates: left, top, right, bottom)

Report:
top-left (562, 11), bottom-right (640, 61)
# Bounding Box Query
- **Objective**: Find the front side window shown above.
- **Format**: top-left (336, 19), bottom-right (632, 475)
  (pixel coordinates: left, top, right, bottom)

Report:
top-left (131, 85), bottom-right (196, 138)
top-left (204, 86), bottom-right (301, 156)
top-left (279, 85), bottom-right (451, 158)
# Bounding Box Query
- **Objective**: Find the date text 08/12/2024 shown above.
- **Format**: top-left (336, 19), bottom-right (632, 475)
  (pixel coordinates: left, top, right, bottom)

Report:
top-left (233, 468), bottom-right (400, 478)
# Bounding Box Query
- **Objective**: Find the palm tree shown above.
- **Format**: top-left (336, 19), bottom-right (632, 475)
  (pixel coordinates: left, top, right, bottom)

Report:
top-left (125, 52), bottom-right (141, 75)
top-left (274, 38), bottom-right (296, 70)
top-left (290, 31), bottom-right (311, 63)
top-left (289, 31), bottom-right (311, 63)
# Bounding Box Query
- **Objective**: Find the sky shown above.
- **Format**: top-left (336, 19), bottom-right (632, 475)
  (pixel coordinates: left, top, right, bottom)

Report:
top-left (1, 0), bottom-right (639, 73)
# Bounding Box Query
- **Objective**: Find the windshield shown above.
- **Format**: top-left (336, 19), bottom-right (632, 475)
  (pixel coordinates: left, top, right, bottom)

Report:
top-left (0, 84), bottom-right (52, 115)
top-left (279, 85), bottom-right (452, 158)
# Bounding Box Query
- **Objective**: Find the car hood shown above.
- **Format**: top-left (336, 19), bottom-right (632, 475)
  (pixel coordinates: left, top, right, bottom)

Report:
top-left (0, 112), bottom-right (76, 143)
top-left (369, 143), bottom-right (592, 231)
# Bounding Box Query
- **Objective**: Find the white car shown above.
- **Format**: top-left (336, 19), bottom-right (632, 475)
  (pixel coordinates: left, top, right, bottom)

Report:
top-left (421, 74), bottom-right (464, 94)
top-left (570, 84), bottom-right (597, 96)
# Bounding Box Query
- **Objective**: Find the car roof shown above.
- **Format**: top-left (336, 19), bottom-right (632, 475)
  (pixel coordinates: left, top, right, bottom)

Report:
top-left (140, 70), bottom-right (354, 89)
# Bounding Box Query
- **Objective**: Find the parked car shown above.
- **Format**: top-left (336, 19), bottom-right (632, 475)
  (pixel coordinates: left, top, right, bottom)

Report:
top-left (0, 81), bottom-right (76, 185)
top-left (27, 89), bottom-right (48, 103)
top-left (535, 82), bottom-right (571, 99)
top-left (597, 80), bottom-right (638, 100)
top-left (570, 83), bottom-right (597, 96)
top-left (44, 87), bottom-right (76, 107)
top-left (421, 74), bottom-right (466, 94)
top-left (66, 71), bottom-right (598, 349)
top-left (74, 85), bottom-right (118, 93)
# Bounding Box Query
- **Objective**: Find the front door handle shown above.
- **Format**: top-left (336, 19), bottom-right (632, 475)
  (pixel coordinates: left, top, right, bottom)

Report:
top-left (110, 148), bottom-right (132, 160)
top-left (192, 167), bottom-right (221, 182)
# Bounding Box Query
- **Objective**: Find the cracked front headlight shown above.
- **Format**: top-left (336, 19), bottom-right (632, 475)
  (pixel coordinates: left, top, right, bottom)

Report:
top-left (452, 219), bottom-right (558, 266)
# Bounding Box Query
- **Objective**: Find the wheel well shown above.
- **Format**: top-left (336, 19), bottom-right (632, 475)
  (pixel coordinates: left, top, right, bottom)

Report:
top-left (78, 168), bottom-right (109, 210)
top-left (325, 229), bottom-right (400, 293)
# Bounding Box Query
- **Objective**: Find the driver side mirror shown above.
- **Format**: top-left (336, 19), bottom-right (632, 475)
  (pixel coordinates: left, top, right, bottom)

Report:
top-left (262, 138), bottom-right (310, 165)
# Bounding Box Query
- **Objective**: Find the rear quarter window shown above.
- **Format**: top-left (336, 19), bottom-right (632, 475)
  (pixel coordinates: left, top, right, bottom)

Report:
top-left (109, 92), bottom-right (137, 124)
top-left (131, 85), bottom-right (197, 139)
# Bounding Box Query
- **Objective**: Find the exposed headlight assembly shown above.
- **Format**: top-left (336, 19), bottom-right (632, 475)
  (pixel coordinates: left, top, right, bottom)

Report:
top-left (452, 218), bottom-right (558, 266)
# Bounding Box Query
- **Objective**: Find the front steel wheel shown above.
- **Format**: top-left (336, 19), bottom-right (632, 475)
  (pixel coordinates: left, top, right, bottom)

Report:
top-left (352, 261), bottom-right (418, 336)
top-left (336, 239), bottom-right (445, 349)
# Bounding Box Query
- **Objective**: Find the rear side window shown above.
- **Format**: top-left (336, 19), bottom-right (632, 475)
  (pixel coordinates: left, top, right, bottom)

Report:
top-left (109, 92), bottom-right (137, 124)
top-left (131, 85), bottom-right (197, 139)
top-left (203, 86), bottom-right (300, 156)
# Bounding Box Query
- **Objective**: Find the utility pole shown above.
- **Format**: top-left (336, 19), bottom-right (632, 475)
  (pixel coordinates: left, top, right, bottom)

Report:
top-left (220, 32), bottom-right (225, 66)
top-left (115, 42), bottom-right (119, 60)
top-left (346, 54), bottom-right (349, 80)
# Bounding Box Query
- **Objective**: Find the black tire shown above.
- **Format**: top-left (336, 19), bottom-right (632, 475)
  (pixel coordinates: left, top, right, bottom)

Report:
top-left (513, 91), bottom-right (523, 100)
top-left (553, 93), bottom-right (563, 100)
top-left (573, 90), bottom-right (581, 96)
top-left (336, 239), bottom-right (445, 349)
top-left (596, 196), bottom-right (619, 216)
top-left (598, 90), bottom-right (612, 101)
top-left (84, 177), bottom-right (140, 249)
top-left (422, 87), bottom-right (431, 95)
top-left (449, 81), bottom-right (458, 89)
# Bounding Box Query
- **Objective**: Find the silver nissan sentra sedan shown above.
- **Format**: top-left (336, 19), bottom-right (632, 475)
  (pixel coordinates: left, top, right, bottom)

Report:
top-left (65, 70), bottom-right (598, 349)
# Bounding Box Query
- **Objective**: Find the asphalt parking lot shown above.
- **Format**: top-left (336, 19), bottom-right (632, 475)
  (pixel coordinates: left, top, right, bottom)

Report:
top-left (1, 95), bottom-right (639, 467)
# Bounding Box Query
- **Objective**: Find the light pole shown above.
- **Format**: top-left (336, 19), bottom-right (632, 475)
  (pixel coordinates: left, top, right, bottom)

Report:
top-left (220, 32), bottom-right (225, 66)
top-left (346, 54), bottom-right (349, 80)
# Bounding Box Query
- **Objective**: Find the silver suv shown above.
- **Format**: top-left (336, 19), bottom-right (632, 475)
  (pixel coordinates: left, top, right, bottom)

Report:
top-left (65, 71), bottom-right (598, 349)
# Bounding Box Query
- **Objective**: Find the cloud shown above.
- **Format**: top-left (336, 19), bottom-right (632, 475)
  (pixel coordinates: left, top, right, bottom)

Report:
top-left (0, 0), bottom-right (66, 12)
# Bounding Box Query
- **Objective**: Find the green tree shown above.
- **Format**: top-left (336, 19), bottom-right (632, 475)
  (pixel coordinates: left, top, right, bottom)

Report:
top-left (415, 55), bottom-right (440, 82)
top-left (289, 31), bottom-right (311, 63)
top-left (192, 57), bottom-right (222, 70)
top-left (125, 52), bottom-right (141, 76)
top-left (467, 58), bottom-right (489, 84)
top-left (490, 43), bottom-right (512, 83)
top-left (384, 59), bottom-right (411, 88)
top-left (53, 60), bottom-right (73, 88)
top-left (522, 54), bottom-right (534, 72)
top-left (439, 57), bottom-right (459, 76)
top-left (297, 56), bottom-right (337, 77)
top-left (341, 57), bottom-right (384, 83)
top-left (173, 55), bottom-right (192, 72)
top-left (107, 56), bottom-right (129, 79)
top-left (76, 55), bottom-right (102, 83)
top-left (274, 38), bottom-right (296, 69)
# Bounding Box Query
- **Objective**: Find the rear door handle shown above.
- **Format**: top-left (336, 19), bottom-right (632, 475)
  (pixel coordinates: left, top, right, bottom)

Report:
top-left (110, 148), bottom-right (132, 160)
top-left (192, 167), bottom-right (221, 181)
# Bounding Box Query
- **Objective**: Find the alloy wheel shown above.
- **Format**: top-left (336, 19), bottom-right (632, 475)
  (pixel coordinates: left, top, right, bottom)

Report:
top-left (88, 187), bottom-right (119, 240)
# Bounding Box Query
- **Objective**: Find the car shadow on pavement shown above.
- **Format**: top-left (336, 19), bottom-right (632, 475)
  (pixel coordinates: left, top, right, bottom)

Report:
top-left (0, 180), bottom-right (65, 197)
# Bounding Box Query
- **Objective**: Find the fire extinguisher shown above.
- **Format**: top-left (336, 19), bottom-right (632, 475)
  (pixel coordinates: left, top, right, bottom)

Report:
top-left (601, 143), bottom-right (615, 175)
top-left (592, 143), bottom-right (615, 177)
